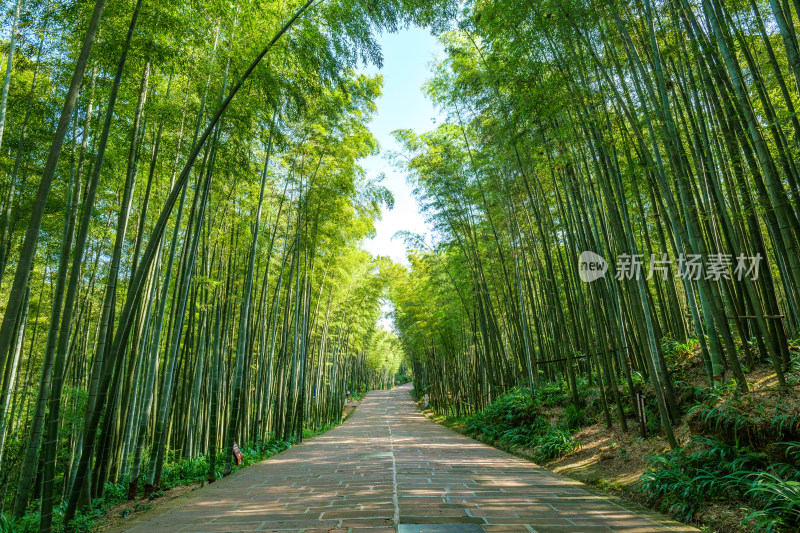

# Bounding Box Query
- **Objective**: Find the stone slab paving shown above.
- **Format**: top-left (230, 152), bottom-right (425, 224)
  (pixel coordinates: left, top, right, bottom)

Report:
top-left (112, 384), bottom-right (697, 532)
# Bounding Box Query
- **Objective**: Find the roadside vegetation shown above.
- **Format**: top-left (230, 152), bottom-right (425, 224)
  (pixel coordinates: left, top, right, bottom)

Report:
top-left (417, 341), bottom-right (800, 531)
top-left (392, 1), bottom-right (800, 531)
top-left (6, 438), bottom-right (293, 532)
top-left (0, 0), bottom-right (447, 530)
top-left (459, 387), bottom-right (580, 464)
top-left (2, 0), bottom-right (800, 531)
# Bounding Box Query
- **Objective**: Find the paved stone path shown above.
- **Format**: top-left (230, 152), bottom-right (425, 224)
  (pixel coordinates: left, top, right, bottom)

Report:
top-left (114, 384), bottom-right (695, 533)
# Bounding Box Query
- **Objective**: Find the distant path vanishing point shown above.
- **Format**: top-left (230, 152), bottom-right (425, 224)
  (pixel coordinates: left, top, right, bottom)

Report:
top-left (112, 383), bottom-right (696, 532)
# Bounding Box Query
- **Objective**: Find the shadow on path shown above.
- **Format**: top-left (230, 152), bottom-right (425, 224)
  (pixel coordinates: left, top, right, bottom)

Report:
top-left (111, 383), bottom-right (696, 532)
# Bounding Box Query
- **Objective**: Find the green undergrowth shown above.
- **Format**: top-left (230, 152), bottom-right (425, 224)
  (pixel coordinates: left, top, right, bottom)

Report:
top-left (348, 381), bottom-right (368, 401)
top-left (395, 373), bottom-right (413, 385)
top-left (5, 424), bottom-right (337, 533)
top-left (421, 337), bottom-right (800, 531)
top-left (461, 387), bottom-right (582, 464)
top-left (638, 437), bottom-right (800, 531)
top-left (687, 395), bottom-right (800, 448)
top-left (631, 338), bottom-right (800, 531)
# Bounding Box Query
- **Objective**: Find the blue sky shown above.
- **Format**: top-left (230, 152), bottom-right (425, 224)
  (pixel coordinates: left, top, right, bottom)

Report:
top-left (360, 26), bottom-right (444, 265)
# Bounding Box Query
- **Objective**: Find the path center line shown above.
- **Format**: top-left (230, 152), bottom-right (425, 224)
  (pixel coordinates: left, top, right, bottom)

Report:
top-left (387, 401), bottom-right (400, 527)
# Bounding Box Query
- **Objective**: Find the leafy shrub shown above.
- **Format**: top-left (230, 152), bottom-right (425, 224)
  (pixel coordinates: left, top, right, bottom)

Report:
top-left (661, 337), bottom-right (698, 372)
top-left (464, 388), bottom-right (579, 463)
top-left (645, 406), bottom-right (661, 436)
top-left (575, 375), bottom-right (591, 402)
top-left (534, 428), bottom-right (580, 462)
top-left (788, 349), bottom-right (800, 386)
top-left (467, 388), bottom-right (542, 434)
top-left (745, 473), bottom-right (800, 531)
top-left (773, 408), bottom-right (800, 439)
top-left (537, 381), bottom-right (569, 407)
top-left (160, 455), bottom-right (210, 488)
top-left (688, 401), bottom-right (800, 448)
top-left (347, 385), bottom-right (367, 401)
top-left (395, 373), bottom-right (412, 385)
top-left (638, 436), bottom-right (800, 527)
top-left (564, 404), bottom-right (591, 430)
top-left (303, 424), bottom-right (335, 439)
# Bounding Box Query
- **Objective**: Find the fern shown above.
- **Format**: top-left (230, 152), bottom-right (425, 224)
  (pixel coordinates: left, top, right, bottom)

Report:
top-left (638, 436), bottom-right (800, 527)
top-left (0, 515), bottom-right (12, 533)
top-left (745, 473), bottom-right (800, 529)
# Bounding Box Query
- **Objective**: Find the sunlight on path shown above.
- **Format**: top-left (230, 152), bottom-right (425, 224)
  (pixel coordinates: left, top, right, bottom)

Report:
top-left (111, 384), bottom-right (696, 532)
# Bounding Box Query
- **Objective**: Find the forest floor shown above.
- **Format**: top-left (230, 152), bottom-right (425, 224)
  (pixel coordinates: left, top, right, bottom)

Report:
top-left (422, 347), bottom-right (800, 533)
top-left (547, 427), bottom-right (758, 531)
top-left (542, 364), bottom-right (797, 533)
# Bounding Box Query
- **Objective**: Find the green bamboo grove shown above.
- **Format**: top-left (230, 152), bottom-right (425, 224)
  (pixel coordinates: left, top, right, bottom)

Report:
top-left (0, 0), bottom-right (454, 530)
top-left (2, 0), bottom-right (800, 530)
top-left (392, 0), bottom-right (800, 450)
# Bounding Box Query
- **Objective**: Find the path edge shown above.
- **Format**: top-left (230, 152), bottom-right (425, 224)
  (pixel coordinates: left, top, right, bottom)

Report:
top-left (405, 386), bottom-right (697, 532)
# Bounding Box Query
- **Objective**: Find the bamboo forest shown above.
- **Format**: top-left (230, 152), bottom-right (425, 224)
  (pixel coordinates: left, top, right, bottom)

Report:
top-left (1, 0), bottom-right (800, 531)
